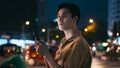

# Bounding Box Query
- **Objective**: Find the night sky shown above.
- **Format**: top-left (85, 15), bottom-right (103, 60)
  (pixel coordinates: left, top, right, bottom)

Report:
top-left (47, 0), bottom-right (108, 29)
top-left (0, 0), bottom-right (108, 33)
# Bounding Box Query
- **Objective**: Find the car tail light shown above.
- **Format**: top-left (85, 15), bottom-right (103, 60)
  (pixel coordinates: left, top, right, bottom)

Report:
top-left (7, 49), bottom-right (11, 53)
top-left (32, 54), bottom-right (36, 57)
top-left (26, 51), bottom-right (30, 54)
top-left (36, 52), bottom-right (39, 55)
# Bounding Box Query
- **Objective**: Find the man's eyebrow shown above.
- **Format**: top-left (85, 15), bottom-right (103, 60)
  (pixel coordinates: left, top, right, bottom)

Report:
top-left (57, 12), bottom-right (69, 15)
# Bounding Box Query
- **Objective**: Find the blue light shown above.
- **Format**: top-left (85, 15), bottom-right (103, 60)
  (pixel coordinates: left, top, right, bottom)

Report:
top-left (25, 40), bottom-right (35, 44)
top-left (0, 38), bottom-right (7, 45)
top-left (10, 39), bottom-right (19, 45)
top-left (18, 40), bottom-right (25, 46)
top-left (35, 18), bottom-right (39, 22)
top-left (116, 37), bottom-right (120, 45)
top-left (0, 38), bottom-right (35, 48)
top-left (53, 18), bottom-right (57, 23)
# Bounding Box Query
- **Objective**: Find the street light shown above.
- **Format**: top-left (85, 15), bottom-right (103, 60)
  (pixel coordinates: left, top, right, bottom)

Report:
top-left (84, 18), bottom-right (95, 32)
top-left (84, 28), bottom-right (88, 32)
top-left (21, 21), bottom-right (30, 39)
top-left (89, 18), bottom-right (96, 32)
top-left (116, 32), bottom-right (119, 36)
top-left (89, 18), bottom-right (94, 23)
top-left (25, 21), bottom-right (30, 25)
top-left (41, 28), bottom-right (46, 33)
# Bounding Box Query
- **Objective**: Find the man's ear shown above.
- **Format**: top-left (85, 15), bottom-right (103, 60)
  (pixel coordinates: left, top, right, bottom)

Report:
top-left (73, 16), bottom-right (78, 22)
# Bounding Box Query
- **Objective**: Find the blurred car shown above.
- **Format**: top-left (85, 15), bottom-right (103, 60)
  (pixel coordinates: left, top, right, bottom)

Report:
top-left (25, 44), bottom-right (58, 66)
top-left (0, 43), bottom-right (22, 58)
top-left (105, 45), bottom-right (118, 61)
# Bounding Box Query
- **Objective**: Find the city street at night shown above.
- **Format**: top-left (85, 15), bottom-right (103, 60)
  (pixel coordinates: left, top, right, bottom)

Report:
top-left (0, 0), bottom-right (120, 68)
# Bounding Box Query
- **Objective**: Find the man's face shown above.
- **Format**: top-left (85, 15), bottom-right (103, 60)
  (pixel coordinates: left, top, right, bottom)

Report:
top-left (57, 8), bottom-right (75, 31)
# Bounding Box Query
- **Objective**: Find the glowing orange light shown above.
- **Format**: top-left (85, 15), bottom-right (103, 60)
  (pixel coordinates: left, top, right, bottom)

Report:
top-left (116, 32), bottom-right (119, 36)
top-left (32, 54), bottom-right (36, 57)
top-left (7, 49), bottom-right (11, 53)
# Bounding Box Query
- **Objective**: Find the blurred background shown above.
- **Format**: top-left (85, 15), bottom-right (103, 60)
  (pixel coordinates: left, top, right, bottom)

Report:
top-left (0, 0), bottom-right (120, 68)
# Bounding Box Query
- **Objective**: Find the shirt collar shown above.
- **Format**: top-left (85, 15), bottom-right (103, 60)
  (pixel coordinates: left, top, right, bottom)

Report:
top-left (61, 31), bottom-right (81, 43)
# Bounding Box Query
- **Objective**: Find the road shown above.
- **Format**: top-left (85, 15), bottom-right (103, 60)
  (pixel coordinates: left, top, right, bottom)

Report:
top-left (27, 57), bottom-right (120, 68)
top-left (91, 57), bottom-right (120, 68)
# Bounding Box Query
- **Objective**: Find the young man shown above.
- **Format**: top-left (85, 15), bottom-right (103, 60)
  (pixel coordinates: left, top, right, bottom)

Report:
top-left (37, 3), bottom-right (92, 68)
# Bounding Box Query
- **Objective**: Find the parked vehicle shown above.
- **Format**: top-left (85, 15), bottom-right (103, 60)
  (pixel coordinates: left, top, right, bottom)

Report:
top-left (25, 44), bottom-right (58, 66)
top-left (0, 43), bottom-right (22, 58)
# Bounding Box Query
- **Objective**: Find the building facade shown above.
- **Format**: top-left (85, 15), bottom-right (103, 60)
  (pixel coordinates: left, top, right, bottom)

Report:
top-left (108, 0), bottom-right (120, 36)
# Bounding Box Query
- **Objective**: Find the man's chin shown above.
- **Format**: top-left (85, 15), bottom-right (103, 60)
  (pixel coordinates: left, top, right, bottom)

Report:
top-left (59, 28), bottom-right (64, 31)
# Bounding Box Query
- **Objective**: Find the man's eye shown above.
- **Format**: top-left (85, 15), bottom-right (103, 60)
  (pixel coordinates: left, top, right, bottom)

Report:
top-left (62, 15), bottom-right (67, 17)
top-left (57, 14), bottom-right (67, 19)
top-left (58, 16), bottom-right (60, 18)
top-left (57, 15), bottom-right (60, 18)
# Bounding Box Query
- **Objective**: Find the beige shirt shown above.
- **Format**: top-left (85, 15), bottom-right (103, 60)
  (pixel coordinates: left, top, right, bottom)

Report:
top-left (55, 31), bottom-right (92, 68)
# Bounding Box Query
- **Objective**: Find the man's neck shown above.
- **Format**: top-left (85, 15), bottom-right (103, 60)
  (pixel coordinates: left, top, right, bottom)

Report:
top-left (64, 28), bottom-right (78, 40)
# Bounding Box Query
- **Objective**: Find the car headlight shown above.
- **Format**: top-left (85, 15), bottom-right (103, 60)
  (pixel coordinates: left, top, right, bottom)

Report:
top-left (25, 56), bottom-right (29, 60)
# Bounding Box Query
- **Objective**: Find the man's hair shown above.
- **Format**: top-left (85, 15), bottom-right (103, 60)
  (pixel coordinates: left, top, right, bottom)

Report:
top-left (57, 3), bottom-right (80, 24)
